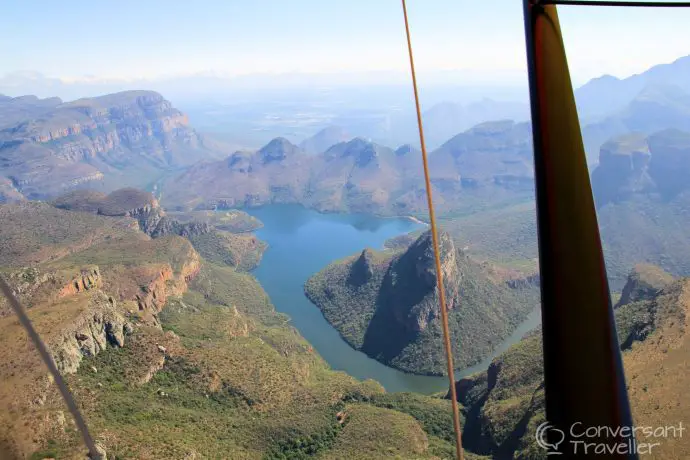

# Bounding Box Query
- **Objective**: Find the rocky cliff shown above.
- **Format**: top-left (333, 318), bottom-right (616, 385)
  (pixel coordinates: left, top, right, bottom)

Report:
top-left (589, 128), bottom-right (690, 289)
top-left (0, 197), bottom-right (208, 458)
top-left (590, 133), bottom-right (655, 205)
top-left (50, 290), bottom-right (131, 374)
top-left (616, 263), bottom-right (674, 307)
top-left (0, 266), bottom-right (102, 318)
top-left (305, 229), bottom-right (540, 375)
top-left (1, 249), bottom-right (200, 375)
top-left (579, 82), bottom-right (690, 162)
top-left (591, 129), bottom-right (690, 205)
top-left (0, 91), bottom-right (219, 200)
top-left (53, 187), bottom-right (210, 239)
top-left (452, 264), bottom-right (690, 458)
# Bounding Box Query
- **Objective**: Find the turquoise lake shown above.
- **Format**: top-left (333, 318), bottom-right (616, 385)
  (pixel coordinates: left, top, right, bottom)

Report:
top-left (247, 204), bottom-right (541, 394)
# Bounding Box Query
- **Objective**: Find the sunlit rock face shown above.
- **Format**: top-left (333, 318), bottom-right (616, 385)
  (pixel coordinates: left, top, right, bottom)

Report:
top-left (0, 91), bottom-right (210, 200)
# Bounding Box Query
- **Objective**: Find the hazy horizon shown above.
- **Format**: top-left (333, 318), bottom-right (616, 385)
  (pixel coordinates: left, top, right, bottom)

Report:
top-left (2, 0), bottom-right (690, 100)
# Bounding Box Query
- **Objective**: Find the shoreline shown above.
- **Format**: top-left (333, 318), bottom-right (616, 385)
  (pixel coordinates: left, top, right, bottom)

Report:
top-left (402, 215), bottom-right (429, 226)
top-left (205, 201), bottom-right (431, 227)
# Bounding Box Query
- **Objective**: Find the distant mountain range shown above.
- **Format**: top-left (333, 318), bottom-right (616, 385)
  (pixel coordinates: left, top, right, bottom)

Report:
top-left (420, 99), bottom-right (530, 148)
top-left (298, 126), bottom-right (353, 155)
top-left (2, 53), bottom-right (690, 288)
top-left (0, 91), bottom-right (224, 201)
top-left (161, 120), bottom-right (535, 215)
top-left (581, 84), bottom-right (690, 162)
top-left (575, 54), bottom-right (690, 119)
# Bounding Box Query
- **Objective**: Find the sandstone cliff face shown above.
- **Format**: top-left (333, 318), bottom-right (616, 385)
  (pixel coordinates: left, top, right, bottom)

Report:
top-left (50, 291), bottom-right (131, 374)
top-left (0, 230), bottom-right (201, 377)
top-left (386, 231), bottom-right (461, 333)
top-left (134, 251), bottom-right (201, 314)
top-left (57, 267), bottom-right (102, 297)
top-left (53, 187), bottom-right (211, 239)
top-left (124, 203), bottom-right (165, 235)
top-left (0, 91), bottom-right (216, 199)
top-left (452, 267), bottom-right (690, 459)
top-left (591, 129), bottom-right (690, 204)
top-left (0, 266), bottom-right (102, 317)
top-left (647, 128), bottom-right (690, 199)
top-left (9, 91), bottom-right (199, 158)
top-left (591, 133), bottom-right (655, 204)
top-left (3, 251), bottom-right (200, 375)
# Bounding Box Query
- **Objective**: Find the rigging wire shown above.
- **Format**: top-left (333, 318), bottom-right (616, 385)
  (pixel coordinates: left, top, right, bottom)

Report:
top-left (400, 1), bottom-right (465, 459)
top-left (0, 277), bottom-right (101, 459)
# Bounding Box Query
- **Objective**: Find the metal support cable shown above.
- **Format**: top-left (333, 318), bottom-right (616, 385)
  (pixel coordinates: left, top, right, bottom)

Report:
top-left (400, 1), bottom-right (465, 459)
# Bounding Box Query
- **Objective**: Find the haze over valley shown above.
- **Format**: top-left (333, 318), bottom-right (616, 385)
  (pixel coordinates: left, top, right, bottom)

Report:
top-left (2, 1), bottom-right (690, 456)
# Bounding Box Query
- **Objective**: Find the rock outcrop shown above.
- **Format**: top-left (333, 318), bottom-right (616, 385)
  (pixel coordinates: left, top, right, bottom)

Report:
top-left (150, 217), bottom-right (211, 238)
top-left (591, 129), bottom-right (690, 204)
top-left (0, 266), bottom-right (102, 317)
top-left (382, 231), bottom-right (461, 333)
top-left (0, 257), bottom-right (197, 375)
top-left (505, 273), bottom-right (540, 290)
top-left (451, 266), bottom-right (690, 458)
top-left (617, 263), bottom-right (674, 307)
top-left (53, 187), bottom-right (211, 238)
top-left (305, 230), bottom-right (540, 375)
top-left (591, 133), bottom-right (655, 204)
top-left (0, 91), bottom-right (218, 199)
top-left (647, 128), bottom-right (690, 199)
top-left (129, 205), bottom-right (164, 234)
top-left (133, 252), bottom-right (201, 314)
top-left (57, 267), bottom-right (102, 297)
top-left (55, 187), bottom-right (165, 231)
top-left (51, 291), bottom-right (130, 374)
top-left (348, 249), bottom-right (375, 286)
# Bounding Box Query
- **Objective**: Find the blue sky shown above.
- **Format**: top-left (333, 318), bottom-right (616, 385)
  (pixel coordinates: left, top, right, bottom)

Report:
top-left (2, 0), bottom-right (690, 85)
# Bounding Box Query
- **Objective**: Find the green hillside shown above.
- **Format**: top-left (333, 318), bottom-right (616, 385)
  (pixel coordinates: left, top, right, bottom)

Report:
top-left (305, 230), bottom-right (540, 375)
